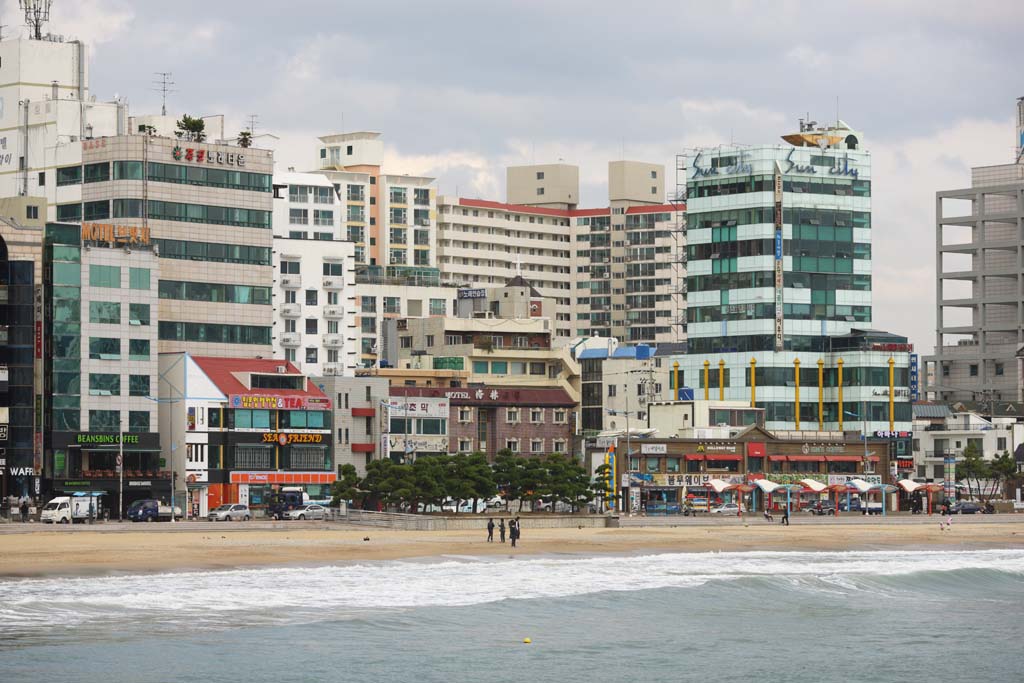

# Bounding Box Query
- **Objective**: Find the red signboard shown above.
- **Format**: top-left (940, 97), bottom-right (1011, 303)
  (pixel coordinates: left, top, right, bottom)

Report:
top-left (746, 442), bottom-right (766, 457)
top-left (229, 394), bottom-right (332, 410)
top-left (34, 321), bottom-right (42, 359)
top-left (230, 471), bottom-right (336, 485)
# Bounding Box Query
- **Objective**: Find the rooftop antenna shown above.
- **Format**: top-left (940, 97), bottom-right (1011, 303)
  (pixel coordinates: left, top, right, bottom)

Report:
top-left (246, 113), bottom-right (259, 135)
top-left (20, 0), bottom-right (52, 40)
top-left (152, 72), bottom-right (175, 116)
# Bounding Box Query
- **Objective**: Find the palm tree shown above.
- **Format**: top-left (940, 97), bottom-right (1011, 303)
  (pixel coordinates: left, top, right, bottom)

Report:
top-left (237, 130), bottom-right (253, 148)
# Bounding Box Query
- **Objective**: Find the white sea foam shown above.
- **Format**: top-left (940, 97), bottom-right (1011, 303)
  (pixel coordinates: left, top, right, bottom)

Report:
top-left (0, 549), bottom-right (1021, 634)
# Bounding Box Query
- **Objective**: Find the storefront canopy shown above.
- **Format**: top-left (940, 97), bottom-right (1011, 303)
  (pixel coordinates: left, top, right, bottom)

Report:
top-left (753, 479), bottom-right (780, 494)
top-left (706, 479), bottom-right (734, 494)
top-left (846, 478), bottom-right (874, 494)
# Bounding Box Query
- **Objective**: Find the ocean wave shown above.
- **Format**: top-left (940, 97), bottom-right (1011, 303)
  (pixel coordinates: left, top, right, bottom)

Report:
top-left (0, 549), bottom-right (1021, 643)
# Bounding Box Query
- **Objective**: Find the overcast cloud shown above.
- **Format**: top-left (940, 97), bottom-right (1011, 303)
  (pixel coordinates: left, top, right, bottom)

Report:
top-left (8, 0), bottom-right (1024, 353)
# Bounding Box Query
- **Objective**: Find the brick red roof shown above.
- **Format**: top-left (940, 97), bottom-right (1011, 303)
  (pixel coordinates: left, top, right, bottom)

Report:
top-left (190, 356), bottom-right (327, 400)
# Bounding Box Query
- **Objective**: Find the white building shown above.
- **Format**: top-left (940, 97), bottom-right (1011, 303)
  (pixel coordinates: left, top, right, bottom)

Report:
top-left (911, 403), bottom-right (1022, 482)
top-left (272, 171), bottom-right (358, 377)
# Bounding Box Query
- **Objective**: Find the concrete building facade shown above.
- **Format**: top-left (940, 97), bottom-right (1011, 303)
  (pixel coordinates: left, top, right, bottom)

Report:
top-left (926, 99), bottom-right (1024, 403)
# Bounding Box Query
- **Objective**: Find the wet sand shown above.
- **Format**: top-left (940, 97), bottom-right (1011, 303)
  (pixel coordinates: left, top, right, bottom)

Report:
top-left (1, 519), bottom-right (1023, 577)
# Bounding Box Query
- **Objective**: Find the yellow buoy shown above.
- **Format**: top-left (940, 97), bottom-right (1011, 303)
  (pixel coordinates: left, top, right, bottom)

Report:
top-left (523, 637), bottom-right (532, 644)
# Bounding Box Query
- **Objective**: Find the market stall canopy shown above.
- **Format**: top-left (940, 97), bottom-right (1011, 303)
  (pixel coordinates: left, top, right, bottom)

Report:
top-left (799, 479), bottom-right (828, 493)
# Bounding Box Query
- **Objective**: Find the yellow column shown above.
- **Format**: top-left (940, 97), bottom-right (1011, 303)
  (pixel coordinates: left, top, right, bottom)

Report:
top-left (888, 356), bottom-right (895, 432)
top-left (817, 358), bottom-right (824, 431)
top-left (703, 360), bottom-right (710, 401)
top-left (837, 358), bottom-right (844, 431)
top-left (794, 358), bottom-right (801, 430)
top-left (673, 361), bottom-right (680, 401)
top-left (718, 360), bottom-right (725, 402)
top-left (750, 358), bottom-right (757, 407)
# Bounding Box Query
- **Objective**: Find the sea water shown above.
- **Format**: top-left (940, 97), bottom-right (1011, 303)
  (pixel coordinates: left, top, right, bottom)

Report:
top-left (1, 549), bottom-right (1022, 682)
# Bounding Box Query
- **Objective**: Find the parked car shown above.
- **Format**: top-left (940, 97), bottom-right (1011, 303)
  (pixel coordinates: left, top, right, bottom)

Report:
top-left (285, 504), bottom-right (328, 520)
top-left (838, 499), bottom-right (864, 513)
top-left (207, 504), bottom-right (250, 522)
top-left (950, 501), bottom-right (983, 515)
top-left (807, 501), bottom-right (836, 516)
top-left (710, 503), bottom-right (741, 515)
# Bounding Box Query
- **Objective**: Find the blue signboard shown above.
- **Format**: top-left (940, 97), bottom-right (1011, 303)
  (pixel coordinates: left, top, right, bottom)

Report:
top-left (774, 232), bottom-right (783, 260)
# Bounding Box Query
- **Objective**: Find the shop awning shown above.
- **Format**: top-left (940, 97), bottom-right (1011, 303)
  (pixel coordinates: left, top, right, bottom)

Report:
top-left (788, 455), bottom-right (825, 462)
top-left (767, 455), bottom-right (787, 461)
top-left (825, 455), bottom-right (861, 462)
top-left (704, 454), bottom-right (742, 461)
top-left (77, 446), bottom-right (162, 452)
top-left (230, 471), bottom-right (337, 485)
top-left (684, 454), bottom-right (704, 461)
top-left (868, 456), bottom-right (881, 462)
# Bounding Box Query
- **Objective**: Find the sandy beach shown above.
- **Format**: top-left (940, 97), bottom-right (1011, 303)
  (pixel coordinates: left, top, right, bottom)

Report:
top-left (1, 519), bottom-right (1022, 577)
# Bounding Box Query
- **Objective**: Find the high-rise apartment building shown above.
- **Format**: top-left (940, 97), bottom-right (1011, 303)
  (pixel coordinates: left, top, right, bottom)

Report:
top-left (437, 161), bottom-right (685, 344)
top-left (673, 121), bottom-right (913, 443)
top-left (271, 171), bottom-right (358, 377)
top-left (925, 99), bottom-right (1024, 403)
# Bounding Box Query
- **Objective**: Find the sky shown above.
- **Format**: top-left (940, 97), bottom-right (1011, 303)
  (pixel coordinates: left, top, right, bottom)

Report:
top-left (6, 0), bottom-right (1023, 354)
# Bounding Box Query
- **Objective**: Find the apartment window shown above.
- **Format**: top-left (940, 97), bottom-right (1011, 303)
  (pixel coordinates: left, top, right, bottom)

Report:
top-left (651, 186), bottom-right (657, 195)
top-left (390, 227), bottom-right (407, 244)
top-left (361, 296), bottom-right (376, 313)
top-left (553, 409), bottom-right (567, 424)
top-left (361, 317), bottom-right (376, 333)
top-left (651, 170), bottom-right (657, 179)
top-left (305, 319), bottom-right (318, 334)
top-left (552, 440), bottom-right (566, 453)
top-left (969, 364), bottom-right (978, 377)
top-left (314, 209), bottom-right (333, 226)
top-left (608, 384), bottom-right (617, 397)
top-left (347, 145), bottom-right (353, 155)
top-left (530, 439), bottom-right (544, 454)
top-left (459, 439), bottom-right (473, 453)
top-left (997, 437), bottom-right (1007, 451)
top-left (506, 408), bottom-right (520, 424)
top-left (995, 363), bottom-right (1004, 376)
top-left (505, 438), bottom-right (519, 453)
top-left (89, 373), bottom-right (121, 396)
top-left (327, 291), bottom-right (339, 305)
top-left (305, 347), bottom-right (318, 364)
top-left (389, 248), bottom-right (407, 265)
top-left (942, 365), bottom-right (949, 377)
top-left (459, 407), bottom-right (473, 423)
top-left (400, 336), bottom-right (412, 349)
top-left (536, 187), bottom-right (545, 196)
top-left (285, 290), bottom-right (297, 304)
top-left (327, 348), bottom-right (339, 361)
top-left (425, 335), bottom-right (435, 347)
top-left (323, 262), bottom-right (344, 276)
top-left (536, 172), bottom-right (545, 180)
top-left (89, 337), bottom-right (120, 360)
top-left (285, 319), bottom-right (296, 333)
top-left (129, 411), bottom-right (150, 432)
top-left (89, 410), bottom-right (120, 432)
top-left (384, 297), bottom-right (401, 314)
top-left (429, 298), bottom-right (446, 315)
top-left (280, 260), bottom-right (301, 274)
top-left (285, 348), bottom-right (296, 362)
top-left (305, 290), bottom-right (318, 306)
top-left (26, 205), bottom-right (38, 220)
top-left (530, 408), bottom-right (543, 423)
top-left (289, 208), bottom-right (308, 225)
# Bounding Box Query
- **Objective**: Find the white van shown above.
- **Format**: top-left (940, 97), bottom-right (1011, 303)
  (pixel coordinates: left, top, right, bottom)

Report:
top-left (40, 495), bottom-right (102, 523)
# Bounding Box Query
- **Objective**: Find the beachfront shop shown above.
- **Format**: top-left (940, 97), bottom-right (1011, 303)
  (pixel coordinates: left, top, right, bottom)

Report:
top-left (48, 431), bottom-right (168, 517)
top-left (214, 470), bottom-right (337, 510)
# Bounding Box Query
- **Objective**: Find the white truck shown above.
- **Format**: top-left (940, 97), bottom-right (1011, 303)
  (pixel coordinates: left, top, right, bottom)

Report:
top-left (40, 495), bottom-right (103, 524)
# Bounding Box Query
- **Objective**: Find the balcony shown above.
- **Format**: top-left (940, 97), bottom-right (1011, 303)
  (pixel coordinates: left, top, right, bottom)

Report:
top-left (323, 305), bottom-right (345, 319)
top-left (280, 332), bottom-right (301, 347)
top-left (323, 277), bottom-right (344, 290)
top-left (280, 275), bottom-right (301, 289)
top-left (324, 334), bottom-right (344, 348)
top-left (280, 303), bottom-right (300, 318)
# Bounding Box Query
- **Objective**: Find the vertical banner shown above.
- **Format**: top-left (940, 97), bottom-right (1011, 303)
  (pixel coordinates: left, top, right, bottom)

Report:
top-left (773, 168), bottom-right (784, 352)
top-left (944, 456), bottom-right (956, 500)
top-left (33, 283), bottom-right (43, 475)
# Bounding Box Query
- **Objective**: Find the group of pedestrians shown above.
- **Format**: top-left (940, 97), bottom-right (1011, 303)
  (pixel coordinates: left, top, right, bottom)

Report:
top-left (486, 517), bottom-right (522, 547)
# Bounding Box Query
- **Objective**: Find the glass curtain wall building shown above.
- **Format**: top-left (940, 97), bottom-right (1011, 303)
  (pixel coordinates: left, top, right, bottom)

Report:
top-left (673, 122), bottom-right (913, 440)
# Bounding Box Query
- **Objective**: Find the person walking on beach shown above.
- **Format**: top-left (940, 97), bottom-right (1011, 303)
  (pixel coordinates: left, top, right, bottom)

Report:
top-left (19, 497), bottom-right (29, 523)
top-left (514, 517), bottom-right (521, 540)
top-left (780, 505), bottom-right (790, 526)
top-left (510, 519), bottom-right (519, 548)
top-left (487, 518), bottom-right (495, 543)
top-left (499, 519), bottom-right (506, 543)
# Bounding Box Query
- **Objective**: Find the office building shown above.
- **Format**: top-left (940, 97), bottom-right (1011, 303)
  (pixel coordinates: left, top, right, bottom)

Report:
top-left (926, 98), bottom-right (1024, 403)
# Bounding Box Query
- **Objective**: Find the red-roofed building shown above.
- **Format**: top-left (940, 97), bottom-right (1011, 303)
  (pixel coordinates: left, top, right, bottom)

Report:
top-left (437, 159), bottom-right (685, 346)
top-left (159, 352), bottom-right (335, 517)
